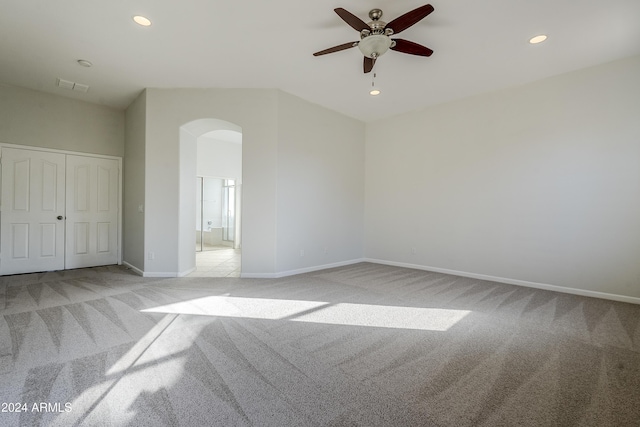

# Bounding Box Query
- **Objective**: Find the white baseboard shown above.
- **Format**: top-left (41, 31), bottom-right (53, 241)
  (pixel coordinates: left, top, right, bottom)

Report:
top-left (241, 272), bottom-right (278, 279)
top-left (122, 262), bottom-right (196, 278)
top-left (122, 261), bottom-right (144, 276)
top-left (364, 258), bottom-right (640, 305)
top-left (142, 272), bottom-right (180, 278)
top-left (177, 267), bottom-right (196, 277)
top-left (241, 258), bottom-right (366, 279)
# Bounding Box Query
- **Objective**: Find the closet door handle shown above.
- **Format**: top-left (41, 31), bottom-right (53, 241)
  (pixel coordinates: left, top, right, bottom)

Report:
top-left (57, 215), bottom-right (64, 220)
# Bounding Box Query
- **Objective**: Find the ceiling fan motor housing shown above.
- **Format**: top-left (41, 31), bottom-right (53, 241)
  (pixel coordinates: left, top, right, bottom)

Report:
top-left (357, 9), bottom-right (396, 58)
top-left (369, 8), bottom-right (383, 20)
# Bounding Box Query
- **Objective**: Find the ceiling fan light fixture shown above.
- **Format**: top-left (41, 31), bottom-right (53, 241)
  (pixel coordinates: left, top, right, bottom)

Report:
top-left (358, 34), bottom-right (392, 58)
top-left (529, 34), bottom-right (547, 44)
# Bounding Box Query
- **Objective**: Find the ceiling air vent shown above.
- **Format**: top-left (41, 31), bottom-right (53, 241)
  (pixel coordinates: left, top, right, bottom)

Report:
top-left (56, 78), bottom-right (90, 93)
top-left (73, 83), bottom-right (89, 93)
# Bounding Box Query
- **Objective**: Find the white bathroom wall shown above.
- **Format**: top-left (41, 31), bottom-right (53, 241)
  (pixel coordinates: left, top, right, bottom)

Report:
top-left (196, 133), bottom-right (243, 250)
top-left (198, 178), bottom-right (223, 230)
top-left (365, 55), bottom-right (640, 300)
top-left (197, 135), bottom-right (242, 182)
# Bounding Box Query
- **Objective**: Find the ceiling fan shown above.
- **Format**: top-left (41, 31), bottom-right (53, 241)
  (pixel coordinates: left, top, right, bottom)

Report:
top-left (313, 5), bottom-right (434, 73)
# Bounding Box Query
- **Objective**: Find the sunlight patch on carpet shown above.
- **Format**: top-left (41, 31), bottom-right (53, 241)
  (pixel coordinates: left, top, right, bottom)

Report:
top-left (142, 297), bottom-right (471, 331)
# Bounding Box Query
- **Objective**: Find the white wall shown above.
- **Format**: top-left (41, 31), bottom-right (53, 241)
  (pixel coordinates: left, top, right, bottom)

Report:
top-left (0, 83), bottom-right (124, 156)
top-left (123, 90), bottom-right (146, 271)
top-left (144, 88), bottom-right (279, 276)
top-left (8, 58), bottom-right (635, 300)
top-left (140, 88), bottom-right (365, 277)
top-left (177, 126), bottom-right (199, 275)
top-left (365, 55), bottom-right (640, 300)
top-left (276, 91), bottom-right (365, 273)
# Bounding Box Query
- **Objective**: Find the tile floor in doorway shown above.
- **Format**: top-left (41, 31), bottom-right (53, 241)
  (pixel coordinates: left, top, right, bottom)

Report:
top-left (188, 246), bottom-right (241, 277)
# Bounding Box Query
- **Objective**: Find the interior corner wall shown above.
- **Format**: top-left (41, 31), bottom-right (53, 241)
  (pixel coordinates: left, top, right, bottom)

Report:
top-left (144, 88), bottom-right (279, 276)
top-left (123, 90), bottom-right (147, 271)
top-left (0, 83), bottom-right (124, 156)
top-left (276, 91), bottom-right (365, 274)
top-left (365, 55), bottom-right (640, 300)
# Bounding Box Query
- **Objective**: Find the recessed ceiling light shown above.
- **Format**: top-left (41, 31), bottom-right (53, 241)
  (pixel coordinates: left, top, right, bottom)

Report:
top-left (370, 89), bottom-right (381, 96)
top-left (529, 34), bottom-right (547, 44)
top-left (77, 59), bottom-right (92, 67)
top-left (133, 15), bottom-right (152, 27)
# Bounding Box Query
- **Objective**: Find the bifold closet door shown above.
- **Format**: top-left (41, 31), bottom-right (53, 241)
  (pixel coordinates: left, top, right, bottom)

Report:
top-left (65, 155), bottom-right (119, 269)
top-left (0, 148), bottom-right (66, 275)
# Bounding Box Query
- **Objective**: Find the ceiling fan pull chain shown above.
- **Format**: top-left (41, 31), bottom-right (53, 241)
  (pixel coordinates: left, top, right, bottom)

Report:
top-left (370, 73), bottom-right (381, 96)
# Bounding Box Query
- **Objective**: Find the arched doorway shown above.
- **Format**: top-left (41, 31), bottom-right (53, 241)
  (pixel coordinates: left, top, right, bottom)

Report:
top-left (178, 118), bottom-right (242, 277)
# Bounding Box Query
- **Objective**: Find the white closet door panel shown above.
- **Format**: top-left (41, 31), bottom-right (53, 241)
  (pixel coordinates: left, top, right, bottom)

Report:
top-left (97, 222), bottom-right (110, 253)
top-left (11, 223), bottom-right (29, 259)
top-left (12, 159), bottom-right (30, 211)
top-left (0, 148), bottom-right (66, 275)
top-left (65, 155), bottom-right (119, 269)
top-left (42, 161), bottom-right (60, 211)
top-left (40, 223), bottom-right (57, 257)
top-left (74, 222), bottom-right (90, 255)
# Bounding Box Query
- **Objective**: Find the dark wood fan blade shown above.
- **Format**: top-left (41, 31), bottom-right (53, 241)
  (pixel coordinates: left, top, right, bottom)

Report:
top-left (391, 39), bottom-right (433, 57)
top-left (313, 42), bottom-right (357, 56)
top-left (334, 8), bottom-right (369, 32)
top-left (363, 56), bottom-right (376, 73)
top-left (386, 4), bottom-right (434, 34)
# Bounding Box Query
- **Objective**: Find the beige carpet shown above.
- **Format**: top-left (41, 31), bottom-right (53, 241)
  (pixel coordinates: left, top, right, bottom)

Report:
top-left (1, 262), bottom-right (639, 426)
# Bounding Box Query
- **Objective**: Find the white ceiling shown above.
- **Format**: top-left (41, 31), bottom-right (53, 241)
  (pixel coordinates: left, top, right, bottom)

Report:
top-left (1, 0), bottom-right (639, 122)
